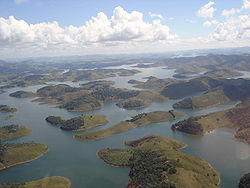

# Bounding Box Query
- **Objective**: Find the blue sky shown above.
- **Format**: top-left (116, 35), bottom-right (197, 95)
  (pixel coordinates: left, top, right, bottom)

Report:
top-left (0, 0), bottom-right (249, 58)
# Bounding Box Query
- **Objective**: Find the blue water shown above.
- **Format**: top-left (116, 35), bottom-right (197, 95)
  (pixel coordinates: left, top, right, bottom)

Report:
top-left (0, 66), bottom-right (249, 188)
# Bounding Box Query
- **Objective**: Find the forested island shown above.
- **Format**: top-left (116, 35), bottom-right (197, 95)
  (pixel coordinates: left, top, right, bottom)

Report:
top-left (75, 110), bottom-right (184, 141)
top-left (172, 98), bottom-right (250, 145)
top-left (0, 125), bottom-right (31, 141)
top-left (98, 135), bottom-right (220, 188)
top-left (0, 105), bottom-right (17, 113)
top-left (46, 114), bottom-right (109, 131)
top-left (0, 125), bottom-right (49, 171)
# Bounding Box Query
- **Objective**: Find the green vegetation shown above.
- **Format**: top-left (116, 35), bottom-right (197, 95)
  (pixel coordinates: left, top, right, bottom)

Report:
top-left (161, 77), bottom-right (216, 99)
top-left (204, 69), bottom-right (243, 79)
top-left (116, 90), bottom-right (169, 110)
top-left (75, 111), bottom-right (184, 141)
top-left (0, 143), bottom-right (49, 170)
top-left (9, 91), bottom-right (37, 98)
top-left (34, 81), bottom-right (168, 112)
top-left (128, 76), bottom-right (176, 89)
top-left (98, 135), bottom-right (220, 188)
top-left (0, 125), bottom-right (31, 141)
top-left (0, 105), bottom-right (17, 113)
top-left (97, 148), bottom-right (132, 167)
top-left (46, 114), bottom-right (109, 131)
top-left (173, 89), bottom-right (231, 110)
top-left (239, 173), bottom-right (250, 188)
top-left (4, 115), bottom-right (15, 120)
top-left (0, 176), bottom-right (71, 188)
top-left (172, 98), bottom-right (250, 144)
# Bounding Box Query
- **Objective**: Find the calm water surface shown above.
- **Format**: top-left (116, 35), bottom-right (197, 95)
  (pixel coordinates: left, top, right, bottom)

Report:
top-left (0, 66), bottom-right (249, 188)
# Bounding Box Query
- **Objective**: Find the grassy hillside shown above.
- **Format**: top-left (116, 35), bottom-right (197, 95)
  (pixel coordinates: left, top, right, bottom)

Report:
top-left (46, 114), bottom-right (109, 131)
top-left (75, 111), bottom-right (185, 141)
top-left (0, 176), bottom-right (71, 188)
top-left (173, 88), bottom-right (231, 110)
top-left (172, 98), bottom-right (250, 144)
top-left (0, 125), bottom-right (32, 141)
top-left (98, 135), bottom-right (220, 188)
top-left (0, 143), bottom-right (49, 170)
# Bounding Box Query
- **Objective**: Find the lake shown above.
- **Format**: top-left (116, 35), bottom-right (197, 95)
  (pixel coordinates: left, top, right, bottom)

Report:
top-left (0, 65), bottom-right (249, 188)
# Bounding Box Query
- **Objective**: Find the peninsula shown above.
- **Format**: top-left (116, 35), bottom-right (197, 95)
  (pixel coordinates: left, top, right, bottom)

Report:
top-left (75, 110), bottom-right (184, 141)
top-left (46, 114), bottom-right (109, 131)
top-left (98, 135), bottom-right (220, 188)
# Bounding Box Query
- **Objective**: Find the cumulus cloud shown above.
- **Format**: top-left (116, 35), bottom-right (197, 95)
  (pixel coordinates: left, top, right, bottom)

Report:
top-left (243, 0), bottom-right (250, 9)
top-left (197, 1), bottom-right (216, 18)
top-left (149, 12), bottom-right (164, 20)
top-left (0, 6), bottom-right (177, 50)
top-left (207, 0), bottom-right (250, 41)
top-left (203, 20), bottom-right (218, 27)
top-left (209, 15), bottom-right (250, 41)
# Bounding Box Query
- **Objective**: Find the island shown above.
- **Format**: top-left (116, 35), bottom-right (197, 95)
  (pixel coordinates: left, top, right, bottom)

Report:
top-left (4, 115), bottom-right (15, 120)
top-left (0, 105), bottom-right (17, 113)
top-left (0, 125), bottom-right (49, 171)
top-left (9, 90), bottom-right (37, 98)
top-left (172, 98), bottom-right (250, 145)
top-left (98, 135), bottom-right (220, 188)
top-left (239, 173), bottom-right (250, 188)
top-left (75, 110), bottom-right (185, 141)
top-left (0, 125), bottom-right (31, 141)
top-left (0, 176), bottom-right (71, 188)
top-left (0, 142), bottom-right (49, 171)
top-left (33, 81), bottom-right (169, 112)
top-left (173, 88), bottom-right (231, 110)
top-left (46, 114), bottom-right (109, 131)
top-left (172, 77), bottom-right (250, 110)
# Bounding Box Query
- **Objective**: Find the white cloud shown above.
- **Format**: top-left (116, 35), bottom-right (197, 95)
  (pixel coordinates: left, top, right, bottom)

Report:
top-left (197, 1), bottom-right (216, 18)
top-left (0, 6), bottom-right (177, 50)
top-left (203, 20), bottom-right (218, 27)
top-left (242, 0), bottom-right (250, 9)
top-left (222, 8), bottom-right (238, 17)
top-left (209, 15), bottom-right (250, 41)
top-left (15, 0), bottom-right (29, 4)
top-left (149, 12), bottom-right (164, 20)
top-left (186, 19), bottom-right (197, 24)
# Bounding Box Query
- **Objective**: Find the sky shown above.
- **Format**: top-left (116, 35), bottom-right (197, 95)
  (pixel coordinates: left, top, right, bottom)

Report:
top-left (0, 0), bottom-right (250, 58)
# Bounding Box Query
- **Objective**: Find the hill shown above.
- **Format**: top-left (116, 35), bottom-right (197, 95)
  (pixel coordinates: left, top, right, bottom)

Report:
top-left (98, 135), bottom-right (220, 188)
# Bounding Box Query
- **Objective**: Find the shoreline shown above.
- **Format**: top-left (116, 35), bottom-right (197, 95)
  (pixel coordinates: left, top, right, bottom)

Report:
top-left (96, 150), bottom-right (130, 168)
top-left (0, 147), bottom-right (49, 171)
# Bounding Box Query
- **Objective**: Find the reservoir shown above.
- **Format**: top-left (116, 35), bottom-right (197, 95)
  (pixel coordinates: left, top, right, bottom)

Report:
top-left (0, 65), bottom-right (249, 188)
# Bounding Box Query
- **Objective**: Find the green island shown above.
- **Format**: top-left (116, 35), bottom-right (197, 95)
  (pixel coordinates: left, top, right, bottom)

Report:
top-left (0, 176), bottom-right (71, 188)
top-left (75, 110), bottom-right (185, 141)
top-left (172, 98), bottom-right (250, 145)
top-left (33, 80), bottom-right (168, 112)
top-left (128, 76), bottom-right (176, 89)
top-left (0, 125), bottom-right (49, 171)
top-left (0, 67), bottom-right (139, 89)
top-left (9, 91), bottom-right (37, 98)
top-left (4, 115), bottom-right (15, 120)
top-left (0, 125), bottom-right (31, 141)
top-left (173, 88), bottom-right (231, 110)
top-left (203, 69), bottom-right (243, 79)
top-left (239, 173), bottom-right (250, 188)
top-left (0, 142), bottom-right (49, 170)
top-left (172, 77), bottom-right (250, 110)
top-left (46, 114), bottom-right (109, 131)
top-left (0, 105), bottom-right (17, 113)
top-left (98, 135), bottom-right (220, 188)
